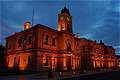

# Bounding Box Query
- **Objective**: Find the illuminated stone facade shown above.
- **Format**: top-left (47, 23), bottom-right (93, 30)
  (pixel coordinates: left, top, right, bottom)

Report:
top-left (80, 39), bottom-right (116, 71)
top-left (6, 7), bottom-right (116, 71)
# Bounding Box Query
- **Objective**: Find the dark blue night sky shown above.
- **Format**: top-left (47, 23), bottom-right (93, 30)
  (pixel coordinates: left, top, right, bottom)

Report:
top-left (0, 0), bottom-right (120, 54)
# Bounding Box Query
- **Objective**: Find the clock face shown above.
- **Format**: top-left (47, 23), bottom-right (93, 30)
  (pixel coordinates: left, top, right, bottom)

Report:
top-left (67, 17), bottom-right (69, 21)
top-left (60, 16), bottom-right (63, 20)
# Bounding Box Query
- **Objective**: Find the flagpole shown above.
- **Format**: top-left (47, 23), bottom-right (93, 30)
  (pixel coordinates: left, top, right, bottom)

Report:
top-left (32, 8), bottom-right (34, 27)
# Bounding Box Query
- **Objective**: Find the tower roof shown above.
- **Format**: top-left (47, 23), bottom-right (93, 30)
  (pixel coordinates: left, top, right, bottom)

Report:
top-left (61, 6), bottom-right (70, 16)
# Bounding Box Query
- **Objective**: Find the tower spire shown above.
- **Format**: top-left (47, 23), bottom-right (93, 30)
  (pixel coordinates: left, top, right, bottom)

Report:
top-left (65, 1), bottom-right (67, 7)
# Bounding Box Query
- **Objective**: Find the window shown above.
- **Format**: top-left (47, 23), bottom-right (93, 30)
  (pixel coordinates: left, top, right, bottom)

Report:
top-left (61, 24), bottom-right (64, 30)
top-left (67, 24), bottom-right (70, 32)
top-left (67, 40), bottom-right (71, 51)
top-left (24, 32), bottom-right (27, 47)
top-left (75, 41), bottom-right (79, 50)
top-left (8, 44), bottom-right (11, 49)
top-left (28, 56), bottom-right (30, 65)
top-left (52, 38), bottom-right (56, 46)
top-left (60, 16), bottom-right (63, 20)
top-left (7, 57), bottom-right (9, 65)
top-left (29, 36), bottom-right (32, 44)
top-left (18, 56), bottom-right (20, 65)
top-left (44, 56), bottom-right (49, 66)
top-left (13, 57), bottom-right (16, 67)
top-left (7, 42), bottom-right (11, 49)
top-left (18, 37), bottom-right (22, 47)
top-left (24, 39), bottom-right (26, 48)
top-left (44, 35), bottom-right (48, 45)
top-left (83, 46), bottom-right (85, 53)
top-left (67, 17), bottom-right (69, 21)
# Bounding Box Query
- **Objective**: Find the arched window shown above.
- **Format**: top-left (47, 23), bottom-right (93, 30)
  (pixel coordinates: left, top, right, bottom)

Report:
top-left (66, 39), bottom-right (72, 51)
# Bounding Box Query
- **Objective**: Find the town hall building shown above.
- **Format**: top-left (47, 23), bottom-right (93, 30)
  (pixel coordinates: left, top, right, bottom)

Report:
top-left (6, 7), bottom-right (116, 72)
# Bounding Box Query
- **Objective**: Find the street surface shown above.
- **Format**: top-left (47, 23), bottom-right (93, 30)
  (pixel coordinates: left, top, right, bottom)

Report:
top-left (0, 70), bottom-right (120, 80)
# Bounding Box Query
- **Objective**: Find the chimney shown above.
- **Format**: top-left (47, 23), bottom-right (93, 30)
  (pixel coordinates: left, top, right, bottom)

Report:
top-left (24, 22), bottom-right (30, 30)
top-left (100, 40), bottom-right (103, 44)
top-left (94, 40), bottom-right (96, 43)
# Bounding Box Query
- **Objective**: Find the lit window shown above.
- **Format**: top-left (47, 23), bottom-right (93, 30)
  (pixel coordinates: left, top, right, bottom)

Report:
top-left (44, 35), bottom-right (48, 45)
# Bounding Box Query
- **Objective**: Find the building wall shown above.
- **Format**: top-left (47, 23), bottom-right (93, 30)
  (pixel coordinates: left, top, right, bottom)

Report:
top-left (5, 7), bottom-right (117, 72)
top-left (6, 25), bottom-right (81, 71)
top-left (6, 50), bottom-right (32, 70)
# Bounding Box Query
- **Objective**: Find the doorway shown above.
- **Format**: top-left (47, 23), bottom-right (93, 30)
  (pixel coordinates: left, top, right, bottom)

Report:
top-left (66, 56), bottom-right (71, 70)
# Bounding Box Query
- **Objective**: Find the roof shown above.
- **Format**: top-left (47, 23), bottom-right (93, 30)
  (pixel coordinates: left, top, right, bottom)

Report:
top-left (80, 38), bottom-right (93, 42)
top-left (61, 6), bottom-right (70, 16)
top-left (6, 24), bottom-right (58, 39)
top-left (33, 24), bottom-right (58, 32)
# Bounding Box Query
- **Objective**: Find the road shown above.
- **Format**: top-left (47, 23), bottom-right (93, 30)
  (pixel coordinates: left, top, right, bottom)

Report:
top-left (80, 70), bottom-right (120, 80)
top-left (63, 70), bottom-right (120, 80)
top-left (0, 70), bottom-right (120, 80)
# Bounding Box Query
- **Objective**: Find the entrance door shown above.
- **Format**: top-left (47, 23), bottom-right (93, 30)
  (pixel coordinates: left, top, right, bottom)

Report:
top-left (66, 56), bottom-right (71, 70)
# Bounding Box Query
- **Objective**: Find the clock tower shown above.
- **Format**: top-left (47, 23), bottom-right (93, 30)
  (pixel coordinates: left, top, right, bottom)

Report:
top-left (58, 7), bottom-right (72, 33)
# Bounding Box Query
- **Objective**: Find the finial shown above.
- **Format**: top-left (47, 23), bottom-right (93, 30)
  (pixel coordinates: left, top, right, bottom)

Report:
top-left (65, 2), bottom-right (67, 7)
